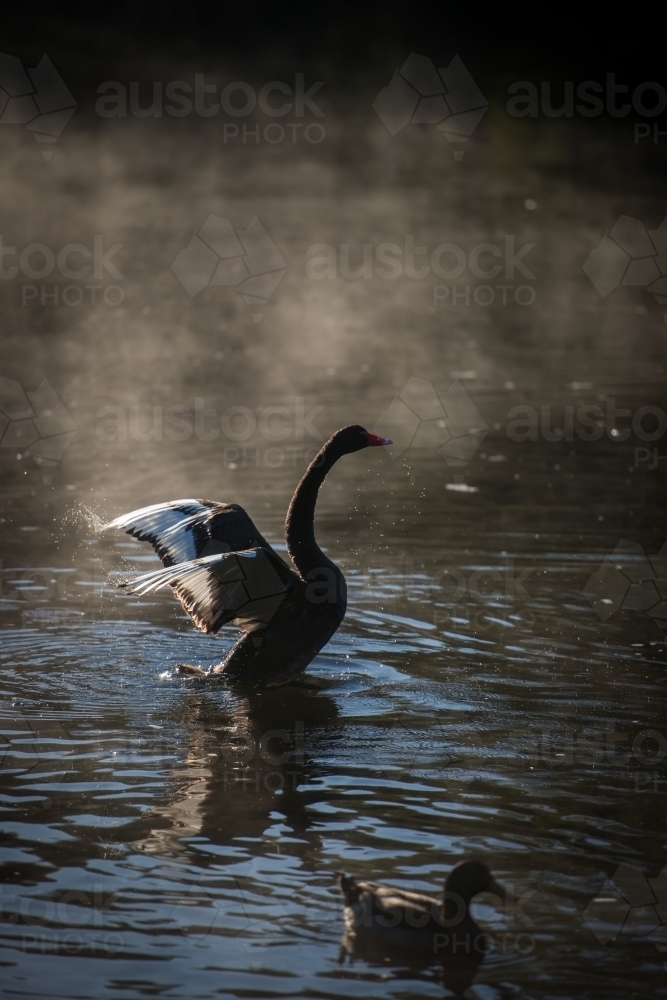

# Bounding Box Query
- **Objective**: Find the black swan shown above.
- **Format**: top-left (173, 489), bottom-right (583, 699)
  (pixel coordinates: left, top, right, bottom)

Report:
top-left (105, 425), bottom-right (390, 685)
top-left (337, 861), bottom-right (505, 956)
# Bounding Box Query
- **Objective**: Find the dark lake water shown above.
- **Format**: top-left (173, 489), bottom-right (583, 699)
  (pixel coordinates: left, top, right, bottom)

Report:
top-left (1, 91), bottom-right (666, 999)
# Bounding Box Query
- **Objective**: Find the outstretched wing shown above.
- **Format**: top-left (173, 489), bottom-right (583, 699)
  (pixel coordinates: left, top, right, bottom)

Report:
top-left (104, 499), bottom-right (274, 567)
top-left (119, 546), bottom-right (302, 635)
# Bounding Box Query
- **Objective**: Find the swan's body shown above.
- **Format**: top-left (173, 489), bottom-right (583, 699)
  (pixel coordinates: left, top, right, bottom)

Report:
top-left (105, 426), bottom-right (389, 686)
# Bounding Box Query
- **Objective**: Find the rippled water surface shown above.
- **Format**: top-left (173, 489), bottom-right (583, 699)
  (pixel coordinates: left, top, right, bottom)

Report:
top-left (2, 449), bottom-right (666, 999)
top-left (1, 101), bottom-right (667, 999)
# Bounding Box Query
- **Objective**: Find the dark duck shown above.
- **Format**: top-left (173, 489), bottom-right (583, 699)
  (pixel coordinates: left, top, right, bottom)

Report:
top-left (104, 425), bottom-right (390, 685)
top-left (337, 860), bottom-right (505, 995)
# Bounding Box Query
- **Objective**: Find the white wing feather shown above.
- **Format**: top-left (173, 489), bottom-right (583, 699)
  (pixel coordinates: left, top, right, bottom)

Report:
top-left (104, 499), bottom-right (214, 565)
top-left (119, 549), bottom-right (289, 634)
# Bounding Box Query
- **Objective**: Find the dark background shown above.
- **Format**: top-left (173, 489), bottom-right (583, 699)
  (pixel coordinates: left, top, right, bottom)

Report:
top-left (3, 3), bottom-right (664, 88)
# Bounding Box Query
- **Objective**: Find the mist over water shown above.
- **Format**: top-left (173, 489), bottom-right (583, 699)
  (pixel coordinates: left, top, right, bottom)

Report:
top-left (1, 33), bottom-right (667, 999)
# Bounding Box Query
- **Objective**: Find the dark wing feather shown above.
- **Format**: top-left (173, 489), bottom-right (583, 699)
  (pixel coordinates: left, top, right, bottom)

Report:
top-left (119, 546), bottom-right (304, 635)
top-left (104, 499), bottom-right (274, 567)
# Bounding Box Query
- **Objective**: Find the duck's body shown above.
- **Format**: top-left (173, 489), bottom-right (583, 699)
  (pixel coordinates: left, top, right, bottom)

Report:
top-left (338, 861), bottom-right (504, 956)
top-left (105, 426), bottom-right (389, 686)
top-left (339, 874), bottom-right (447, 950)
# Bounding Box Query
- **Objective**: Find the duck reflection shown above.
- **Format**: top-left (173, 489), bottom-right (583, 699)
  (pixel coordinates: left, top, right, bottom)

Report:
top-left (337, 860), bottom-right (504, 996)
top-left (136, 678), bottom-right (341, 854)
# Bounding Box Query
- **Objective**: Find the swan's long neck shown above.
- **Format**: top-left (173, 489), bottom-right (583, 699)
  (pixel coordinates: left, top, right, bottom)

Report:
top-left (284, 442), bottom-right (341, 581)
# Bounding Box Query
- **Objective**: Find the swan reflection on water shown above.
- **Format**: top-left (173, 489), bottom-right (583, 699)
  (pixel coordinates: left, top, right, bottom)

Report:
top-left (135, 678), bottom-right (342, 855)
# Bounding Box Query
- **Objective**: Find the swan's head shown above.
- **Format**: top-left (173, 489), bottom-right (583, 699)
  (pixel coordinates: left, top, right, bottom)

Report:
top-left (444, 860), bottom-right (505, 906)
top-left (330, 425), bottom-right (392, 455)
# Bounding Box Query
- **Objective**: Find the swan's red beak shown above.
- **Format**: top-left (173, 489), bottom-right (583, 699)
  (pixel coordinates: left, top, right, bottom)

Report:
top-left (364, 432), bottom-right (392, 446)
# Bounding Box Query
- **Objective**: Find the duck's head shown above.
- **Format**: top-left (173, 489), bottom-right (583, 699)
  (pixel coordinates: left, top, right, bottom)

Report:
top-left (327, 425), bottom-right (392, 456)
top-left (444, 860), bottom-right (505, 909)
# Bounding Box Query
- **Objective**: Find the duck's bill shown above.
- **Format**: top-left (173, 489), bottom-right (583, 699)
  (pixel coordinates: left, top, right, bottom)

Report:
top-left (365, 433), bottom-right (393, 446)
